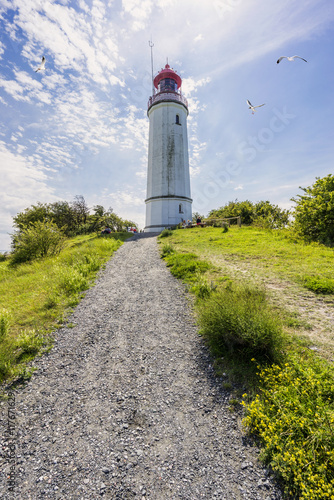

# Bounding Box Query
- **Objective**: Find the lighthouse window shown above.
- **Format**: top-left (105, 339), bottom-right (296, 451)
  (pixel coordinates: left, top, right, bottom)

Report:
top-left (179, 203), bottom-right (183, 213)
top-left (160, 78), bottom-right (177, 92)
top-left (176, 114), bottom-right (180, 124)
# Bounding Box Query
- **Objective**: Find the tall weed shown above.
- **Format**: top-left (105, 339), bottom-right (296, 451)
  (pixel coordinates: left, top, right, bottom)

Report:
top-left (15, 329), bottom-right (45, 360)
top-left (161, 243), bottom-right (175, 258)
top-left (0, 309), bottom-right (11, 339)
top-left (57, 266), bottom-right (89, 295)
top-left (73, 253), bottom-right (101, 276)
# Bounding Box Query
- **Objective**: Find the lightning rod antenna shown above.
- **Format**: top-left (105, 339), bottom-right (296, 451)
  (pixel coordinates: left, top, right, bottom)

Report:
top-left (149, 38), bottom-right (154, 96)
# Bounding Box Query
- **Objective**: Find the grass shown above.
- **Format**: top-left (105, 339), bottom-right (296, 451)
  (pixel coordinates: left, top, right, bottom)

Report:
top-left (163, 225), bottom-right (334, 290)
top-left (0, 232), bottom-right (130, 385)
top-left (158, 225), bottom-right (334, 499)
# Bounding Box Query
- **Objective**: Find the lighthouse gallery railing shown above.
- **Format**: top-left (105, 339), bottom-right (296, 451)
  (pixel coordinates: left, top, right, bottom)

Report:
top-left (147, 92), bottom-right (188, 110)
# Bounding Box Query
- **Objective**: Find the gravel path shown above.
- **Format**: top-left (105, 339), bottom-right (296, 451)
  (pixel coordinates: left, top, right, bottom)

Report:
top-left (1, 234), bottom-right (282, 499)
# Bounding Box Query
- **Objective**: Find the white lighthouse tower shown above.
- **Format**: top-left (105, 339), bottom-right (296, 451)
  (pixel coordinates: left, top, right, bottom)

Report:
top-left (144, 63), bottom-right (192, 232)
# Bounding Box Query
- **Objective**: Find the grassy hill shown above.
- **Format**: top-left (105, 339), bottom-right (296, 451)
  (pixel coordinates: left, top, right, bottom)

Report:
top-left (160, 225), bottom-right (334, 357)
top-left (158, 225), bottom-right (334, 499)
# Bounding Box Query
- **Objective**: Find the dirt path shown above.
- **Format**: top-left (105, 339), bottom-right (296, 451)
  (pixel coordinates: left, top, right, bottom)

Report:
top-left (1, 234), bottom-right (282, 499)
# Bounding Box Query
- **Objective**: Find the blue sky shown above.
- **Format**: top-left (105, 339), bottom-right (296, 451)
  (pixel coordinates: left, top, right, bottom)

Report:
top-left (0, 0), bottom-right (333, 251)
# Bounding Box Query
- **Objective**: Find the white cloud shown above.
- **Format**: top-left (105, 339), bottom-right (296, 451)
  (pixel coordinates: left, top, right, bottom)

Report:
top-left (194, 34), bottom-right (203, 42)
top-left (121, 0), bottom-right (153, 31)
top-left (0, 0), bottom-right (333, 243)
top-left (0, 76), bottom-right (28, 101)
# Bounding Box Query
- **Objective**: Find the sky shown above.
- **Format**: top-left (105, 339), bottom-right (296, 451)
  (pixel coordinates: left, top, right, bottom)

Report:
top-left (0, 0), bottom-right (334, 251)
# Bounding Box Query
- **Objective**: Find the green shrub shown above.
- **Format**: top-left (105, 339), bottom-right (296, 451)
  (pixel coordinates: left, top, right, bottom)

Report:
top-left (0, 252), bottom-right (8, 262)
top-left (160, 229), bottom-right (173, 237)
top-left (11, 220), bottom-right (66, 264)
top-left (302, 276), bottom-right (334, 294)
top-left (292, 174), bottom-right (334, 245)
top-left (243, 354), bottom-right (334, 499)
top-left (197, 283), bottom-right (285, 364)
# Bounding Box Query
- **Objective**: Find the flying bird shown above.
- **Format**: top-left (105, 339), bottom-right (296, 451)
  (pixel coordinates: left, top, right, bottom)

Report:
top-left (35, 56), bottom-right (46, 72)
top-left (247, 99), bottom-right (265, 114)
top-left (277, 55), bottom-right (307, 64)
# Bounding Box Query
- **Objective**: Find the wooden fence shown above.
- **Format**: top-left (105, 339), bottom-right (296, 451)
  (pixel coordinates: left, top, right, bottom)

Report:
top-left (204, 216), bottom-right (241, 227)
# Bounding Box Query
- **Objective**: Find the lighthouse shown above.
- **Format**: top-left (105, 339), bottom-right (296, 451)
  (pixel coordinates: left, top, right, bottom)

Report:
top-left (144, 63), bottom-right (192, 232)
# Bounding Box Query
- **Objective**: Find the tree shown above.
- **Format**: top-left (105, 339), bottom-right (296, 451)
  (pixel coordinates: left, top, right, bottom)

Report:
top-left (48, 201), bottom-right (76, 234)
top-left (291, 174), bottom-right (334, 245)
top-left (92, 205), bottom-right (105, 217)
top-left (13, 203), bottom-right (50, 231)
top-left (71, 195), bottom-right (89, 226)
top-left (12, 198), bottom-right (87, 237)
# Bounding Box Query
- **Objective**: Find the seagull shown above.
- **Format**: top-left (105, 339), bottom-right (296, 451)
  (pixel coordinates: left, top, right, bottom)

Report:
top-left (35, 56), bottom-right (46, 72)
top-left (277, 55), bottom-right (307, 64)
top-left (246, 99), bottom-right (265, 114)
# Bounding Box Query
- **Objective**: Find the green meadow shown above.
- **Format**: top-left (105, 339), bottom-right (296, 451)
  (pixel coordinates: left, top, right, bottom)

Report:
top-left (159, 225), bottom-right (334, 499)
top-left (162, 225), bottom-right (334, 291)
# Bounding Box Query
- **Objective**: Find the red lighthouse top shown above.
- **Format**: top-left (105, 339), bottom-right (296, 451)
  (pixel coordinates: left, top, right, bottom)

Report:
top-left (153, 64), bottom-right (182, 90)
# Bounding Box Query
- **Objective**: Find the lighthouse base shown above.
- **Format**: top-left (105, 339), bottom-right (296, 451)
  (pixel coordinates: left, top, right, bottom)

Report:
top-left (144, 196), bottom-right (192, 233)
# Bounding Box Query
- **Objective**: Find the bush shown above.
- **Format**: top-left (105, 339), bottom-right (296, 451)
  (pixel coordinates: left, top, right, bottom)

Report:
top-left (160, 229), bottom-right (173, 237)
top-left (243, 354), bottom-right (334, 499)
top-left (11, 220), bottom-right (66, 264)
top-left (208, 200), bottom-right (290, 228)
top-left (292, 174), bottom-right (334, 245)
top-left (197, 283), bottom-right (285, 364)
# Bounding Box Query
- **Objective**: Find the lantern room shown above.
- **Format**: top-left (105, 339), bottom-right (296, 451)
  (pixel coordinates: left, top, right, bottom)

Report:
top-left (153, 64), bottom-right (182, 93)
